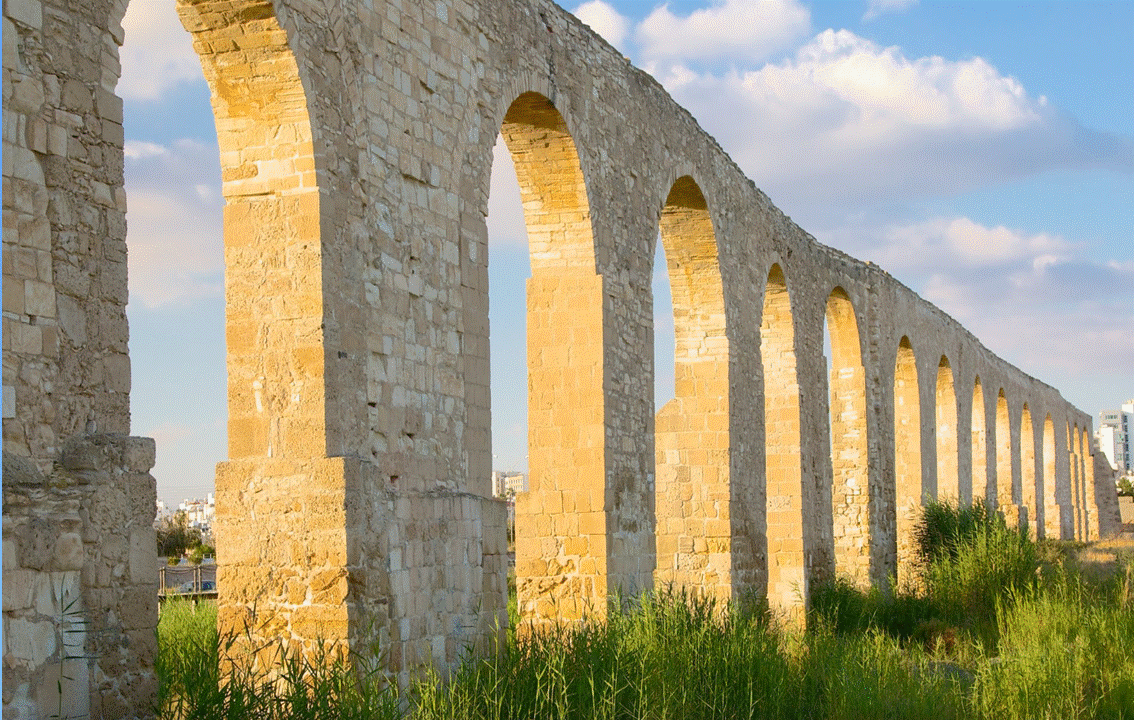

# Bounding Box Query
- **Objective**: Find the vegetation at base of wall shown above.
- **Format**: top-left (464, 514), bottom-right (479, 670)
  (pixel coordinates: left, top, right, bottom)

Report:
top-left (158, 502), bottom-right (1134, 719)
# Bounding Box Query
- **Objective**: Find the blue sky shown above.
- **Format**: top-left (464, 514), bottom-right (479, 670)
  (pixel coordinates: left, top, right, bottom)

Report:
top-left (119, 0), bottom-right (1133, 506)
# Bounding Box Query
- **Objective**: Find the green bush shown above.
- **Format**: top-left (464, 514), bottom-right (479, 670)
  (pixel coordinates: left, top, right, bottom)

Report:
top-left (913, 499), bottom-right (999, 565)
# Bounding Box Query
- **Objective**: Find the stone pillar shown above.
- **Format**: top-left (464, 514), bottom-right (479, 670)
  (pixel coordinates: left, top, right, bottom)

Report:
top-left (517, 269), bottom-right (610, 622)
top-left (3, 435), bottom-right (158, 719)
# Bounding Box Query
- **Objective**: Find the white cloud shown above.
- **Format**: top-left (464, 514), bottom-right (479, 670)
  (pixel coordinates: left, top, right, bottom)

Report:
top-left (874, 216), bottom-right (1072, 271)
top-left (572, 1), bottom-right (630, 51)
top-left (119, 1), bottom-right (203, 100)
top-left (636, 0), bottom-right (810, 67)
top-left (648, 29), bottom-right (1131, 221)
top-left (863, 0), bottom-right (918, 22)
top-left (835, 215), bottom-right (1134, 379)
top-left (125, 139), bottom-right (224, 307)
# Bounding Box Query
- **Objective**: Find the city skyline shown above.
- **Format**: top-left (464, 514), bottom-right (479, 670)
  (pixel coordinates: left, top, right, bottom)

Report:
top-left (119, 0), bottom-right (1133, 506)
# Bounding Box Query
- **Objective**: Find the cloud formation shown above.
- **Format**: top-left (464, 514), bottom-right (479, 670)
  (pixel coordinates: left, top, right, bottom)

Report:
top-left (637, 0), bottom-right (811, 67)
top-left (119, 1), bottom-right (202, 100)
top-left (572, 0), bottom-right (630, 52)
top-left (863, 0), bottom-right (919, 21)
top-left (845, 216), bottom-right (1134, 380)
top-left (125, 139), bottom-right (224, 307)
top-left (651, 29), bottom-right (1132, 221)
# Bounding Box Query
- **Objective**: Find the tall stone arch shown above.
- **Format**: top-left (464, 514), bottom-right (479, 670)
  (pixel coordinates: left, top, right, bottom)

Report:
top-left (994, 389), bottom-right (1018, 524)
top-left (1042, 414), bottom-right (1062, 538)
top-left (893, 337), bottom-right (921, 587)
top-left (825, 288), bottom-right (871, 587)
top-left (1020, 404), bottom-right (1037, 536)
top-left (653, 176), bottom-right (735, 600)
top-left (494, 91), bottom-right (614, 624)
top-left (971, 376), bottom-right (989, 506)
top-left (761, 263), bottom-right (807, 611)
top-left (935, 356), bottom-right (959, 502)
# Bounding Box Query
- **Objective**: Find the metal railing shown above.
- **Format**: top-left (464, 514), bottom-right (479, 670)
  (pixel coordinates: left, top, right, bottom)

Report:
top-left (158, 564), bottom-right (217, 603)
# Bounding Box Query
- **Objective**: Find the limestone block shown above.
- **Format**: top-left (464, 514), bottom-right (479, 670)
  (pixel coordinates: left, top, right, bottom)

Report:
top-left (123, 437), bottom-right (156, 473)
top-left (23, 279), bottom-right (55, 318)
top-left (35, 660), bottom-right (89, 720)
top-left (128, 527), bottom-right (157, 585)
top-left (50, 532), bottom-right (84, 571)
top-left (2, 569), bottom-right (35, 611)
top-left (7, 76), bottom-right (44, 115)
top-left (6, 618), bottom-right (55, 666)
top-left (4, 0), bottom-right (41, 30)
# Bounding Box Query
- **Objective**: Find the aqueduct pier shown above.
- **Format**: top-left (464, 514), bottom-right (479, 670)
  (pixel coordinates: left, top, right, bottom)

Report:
top-left (3, 0), bottom-right (1121, 715)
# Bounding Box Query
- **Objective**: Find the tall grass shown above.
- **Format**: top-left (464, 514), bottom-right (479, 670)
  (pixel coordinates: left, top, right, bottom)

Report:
top-left (158, 502), bottom-right (1132, 719)
top-left (972, 563), bottom-right (1134, 720)
top-left (412, 590), bottom-right (963, 720)
top-left (156, 599), bottom-right (398, 719)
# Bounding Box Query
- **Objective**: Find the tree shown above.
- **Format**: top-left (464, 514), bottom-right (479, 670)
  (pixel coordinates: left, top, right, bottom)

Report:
top-left (156, 511), bottom-right (203, 558)
top-left (1117, 476), bottom-right (1134, 498)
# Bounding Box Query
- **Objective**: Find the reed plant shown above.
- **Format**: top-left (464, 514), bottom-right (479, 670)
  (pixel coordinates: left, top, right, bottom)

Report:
top-left (155, 599), bottom-right (398, 719)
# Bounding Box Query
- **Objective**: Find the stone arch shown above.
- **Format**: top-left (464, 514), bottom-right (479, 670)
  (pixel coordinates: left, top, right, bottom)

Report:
top-left (971, 376), bottom-right (988, 506)
top-left (824, 288), bottom-right (871, 587)
top-left (500, 92), bottom-right (598, 272)
top-left (653, 176), bottom-right (732, 599)
top-left (496, 92), bottom-right (610, 624)
top-left (1080, 426), bottom-right (1096, 539)
top-left (1067, 421), bottom-right (1080, 538)
top-left (935, 356), bottom-right (959, 503)
top-left (761, 263), bottom-right (805, 611)
top-left (1042, 414), bottom-right (1060, 538)
top-left (161, 0), bottom-right (355, 670)
top-left (995, 389), bottom-right (1015, 522)
top-left (893, 337), bottom-right (921, 587)
top-left (1020, 403), bottom-right (1037, 536)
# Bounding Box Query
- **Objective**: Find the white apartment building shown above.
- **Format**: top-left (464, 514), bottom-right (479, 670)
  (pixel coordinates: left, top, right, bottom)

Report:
top-left (178, 493), bottom-right (217, 530)
top-left (491, 471), bottom-right (528, 497)
top-left (1097, 400), bottom-right (1134, 474)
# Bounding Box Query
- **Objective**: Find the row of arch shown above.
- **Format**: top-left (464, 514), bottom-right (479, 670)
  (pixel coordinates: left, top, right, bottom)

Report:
top-left (496, 92), bottom-right (1097, 619)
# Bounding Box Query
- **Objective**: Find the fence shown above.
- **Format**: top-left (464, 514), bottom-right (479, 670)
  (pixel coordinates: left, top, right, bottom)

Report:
top-left (158, 563), bottom-right (218, 603)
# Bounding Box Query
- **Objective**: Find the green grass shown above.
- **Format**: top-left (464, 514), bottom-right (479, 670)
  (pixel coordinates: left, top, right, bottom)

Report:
top-left (157, 503), bottom-right (1134, 719)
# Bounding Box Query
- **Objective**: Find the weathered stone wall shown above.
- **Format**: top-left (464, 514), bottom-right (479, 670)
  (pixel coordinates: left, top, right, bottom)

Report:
top-left (3, 0), bottom-right (1120, 716)
top-left (3, 436), bottom-right (157, 717)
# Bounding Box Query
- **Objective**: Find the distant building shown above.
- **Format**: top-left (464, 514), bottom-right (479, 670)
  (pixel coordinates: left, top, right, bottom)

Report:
top-left (491, 470), bottom-right (528, 497)
top-left (1097, 400), bottom-right (1134, 475)
top-left (179, 493), bottom-right (216, 530)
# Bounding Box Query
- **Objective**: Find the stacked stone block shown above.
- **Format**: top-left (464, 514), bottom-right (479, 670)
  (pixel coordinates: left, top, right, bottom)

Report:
top-left (3, 436), bottom-right (157, 717)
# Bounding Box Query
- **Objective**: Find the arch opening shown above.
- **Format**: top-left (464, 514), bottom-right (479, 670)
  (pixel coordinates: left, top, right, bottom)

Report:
top-left (494, 92), bottom-right (610, 625)
top-left (761, 264), bottom-right (805, 611)
top-left (653, 177), bottom-right (733, 599)
top-left (971, 376), bottom-right (988, 506)
top-left (995, 389), bottom-right (1016, 524)
top-left (1080, 427), bottom-right (1095, 539)
top-left (1020, 404), bottom-right (1037, 536)
top-left (1042, 414), bottom-right (1060, 538)
top-left (935, 356), bottom-right (959, 503)
top-left (824, 288), bottom-right (871, 588)
top-left (1067, 422), bottom-right (1081, 539)
top-left (893, 337), bottom-right (921, 587)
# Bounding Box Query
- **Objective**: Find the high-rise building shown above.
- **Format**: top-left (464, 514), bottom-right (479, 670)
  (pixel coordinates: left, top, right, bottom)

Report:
top-left (1097, 400), bottom-right (1134, 474)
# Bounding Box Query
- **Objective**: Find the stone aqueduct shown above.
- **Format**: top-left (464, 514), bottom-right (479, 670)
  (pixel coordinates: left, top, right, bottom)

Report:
top-left (2, 0), bottom-right (1121, 715)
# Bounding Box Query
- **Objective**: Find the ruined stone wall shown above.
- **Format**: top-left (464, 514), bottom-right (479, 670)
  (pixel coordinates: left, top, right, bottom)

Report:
top-left (3, 0), bottom-right (1119, 715)
top-left (3, 436), bottom-right (157, 717)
